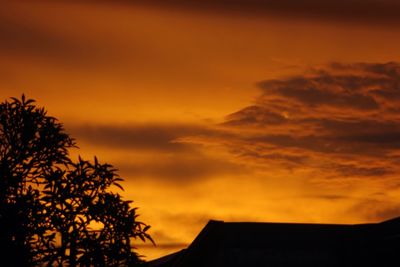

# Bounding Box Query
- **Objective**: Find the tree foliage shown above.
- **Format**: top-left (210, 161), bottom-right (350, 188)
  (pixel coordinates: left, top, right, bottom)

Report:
top-left (0, 95), bottom-right (153, 266)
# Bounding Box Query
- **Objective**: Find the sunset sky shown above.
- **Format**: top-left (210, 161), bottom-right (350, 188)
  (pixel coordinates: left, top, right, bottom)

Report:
top-left (1, 0), bottom-right (400, 260)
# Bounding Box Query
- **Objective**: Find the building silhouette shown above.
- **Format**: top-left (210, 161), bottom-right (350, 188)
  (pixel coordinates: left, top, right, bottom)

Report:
top-left (149, 217), bottom-right (400, 267)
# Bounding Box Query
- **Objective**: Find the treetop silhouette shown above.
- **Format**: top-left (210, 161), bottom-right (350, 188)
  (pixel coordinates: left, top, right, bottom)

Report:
top-left (0, 95), bottom-right (153, 266)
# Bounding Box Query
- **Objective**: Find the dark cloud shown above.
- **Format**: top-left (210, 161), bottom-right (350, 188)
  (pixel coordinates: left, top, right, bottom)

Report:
top-left (221, 62), bottom-right (400, 178)
top-left (13, 0), bottom-right (400, 28)
top-left (328, 163), bottom-right (392, 178)
top-left (227, 117), bottom-right (400, 154)
top-left (337, 132), bottom-right (400, 147)
top-left (69, 123), bottom-right (221, 152)
top-left (246, 134), bottom-right (326, 152)
top-left (119, 154), bottom-right (245, 183)
top-left (224, 105), bottom-right (288, 127)
top-left (257, 76), bottom-right (380, 111)
top-left (314, 119), bottom-right (400, 136)
top-left (240, 151), bottom-right (306, 165)
top-left (280, 86), bottom-right (377, 110)
top-left (93, 0), bottom-right (400, 25)
top-left (312, 195), bottom-right (350, 201)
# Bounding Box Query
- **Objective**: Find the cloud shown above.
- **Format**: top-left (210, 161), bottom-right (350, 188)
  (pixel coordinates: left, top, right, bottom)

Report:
top-left (311, 194), bottom-right (351, 201)
top-left (327, 163), bottom-right (393, 178)
top-left (258, 77), bottom-right (380, 110)
top-left (108, 0), bottom-right (400, 25)
top-left (219, 62), bottom-right (400, 179)
top-left (0, 8), bottom-right (88, 62)
top-left (254, 63), bottom-right (400, 112)
top-left (0, 2), bottom-right (156, 67)
top-left (69, 123), bottom-right (220, 152)
top-left (69, 123), bottom-right (244, 183)
top-left (119, 154), bottom-right (245, 183)
top-left (29, 0), bottom-right (400, 26)
top-left (224, 105), bottom-right (288, 126)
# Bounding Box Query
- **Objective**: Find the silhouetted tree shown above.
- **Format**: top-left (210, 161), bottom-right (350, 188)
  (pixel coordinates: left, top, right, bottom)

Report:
top-left (0, 95), bottom-right (153, 266)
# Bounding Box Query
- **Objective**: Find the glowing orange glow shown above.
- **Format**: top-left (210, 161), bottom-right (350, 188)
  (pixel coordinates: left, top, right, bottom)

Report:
top-left (1, 1), bottom-right (400, 260)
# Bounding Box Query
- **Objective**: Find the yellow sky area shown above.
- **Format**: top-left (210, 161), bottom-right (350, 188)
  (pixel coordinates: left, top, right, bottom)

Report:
top-left (123, 168), bottom-right (400, 259)
top-left (1, 1), bottom-right (400, 261)
top-left (70, 138), bottom-right (400, 260)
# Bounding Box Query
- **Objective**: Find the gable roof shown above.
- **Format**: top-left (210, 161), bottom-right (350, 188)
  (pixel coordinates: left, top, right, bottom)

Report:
top-left (150, 217), bottom-right (400, 267)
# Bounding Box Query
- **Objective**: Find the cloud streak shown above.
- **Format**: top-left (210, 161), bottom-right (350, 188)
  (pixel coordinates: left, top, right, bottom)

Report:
top-left (69, 123), bottom-right (220, 152)
top-left (69, 123), bottom-right (244, 183)
top-left (119, 154), bottom-right (245, 183)
top-left (117, 0), bottom-right (400, 25)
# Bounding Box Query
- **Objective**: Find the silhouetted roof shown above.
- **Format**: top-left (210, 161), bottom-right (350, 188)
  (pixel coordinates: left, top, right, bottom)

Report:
top-left (149, 217), bottom-right (400, 267)
top-left (148, 249), bottom-right (186, 267)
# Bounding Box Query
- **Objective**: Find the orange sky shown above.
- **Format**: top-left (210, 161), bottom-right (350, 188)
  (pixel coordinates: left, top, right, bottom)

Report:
top-left (1, 0), bottom-right (400, 260)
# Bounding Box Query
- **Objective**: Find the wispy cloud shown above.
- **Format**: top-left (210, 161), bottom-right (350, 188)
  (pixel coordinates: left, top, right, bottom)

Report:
top-left (69, 123), bottom-right (244, 183)
top-left (69, 124), bottom-right (210, 152)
